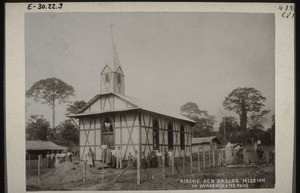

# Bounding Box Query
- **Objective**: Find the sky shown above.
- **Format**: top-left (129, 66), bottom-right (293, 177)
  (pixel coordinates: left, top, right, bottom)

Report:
top-left (25, 12), bottom-right (275, 130)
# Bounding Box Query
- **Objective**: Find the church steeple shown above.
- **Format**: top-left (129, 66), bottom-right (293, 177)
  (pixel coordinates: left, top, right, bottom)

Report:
top-left (100, 24), bottom-right (125, 95)
top-left (111, 23), bottom-right (121, 71)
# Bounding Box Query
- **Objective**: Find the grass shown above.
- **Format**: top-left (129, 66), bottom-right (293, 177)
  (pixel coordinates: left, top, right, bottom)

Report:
top-left (26, 163), bottom-right (275, 191)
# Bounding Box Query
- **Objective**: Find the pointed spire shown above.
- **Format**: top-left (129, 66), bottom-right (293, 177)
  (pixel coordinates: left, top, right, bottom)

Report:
top-left (110, 22), bottom-right (121, 71)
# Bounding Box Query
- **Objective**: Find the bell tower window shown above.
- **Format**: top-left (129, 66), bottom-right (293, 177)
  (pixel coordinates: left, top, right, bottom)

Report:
top-left (105, 74), bottom-right (109, 83)
top-left (117, 74), bottom-right (122, 85)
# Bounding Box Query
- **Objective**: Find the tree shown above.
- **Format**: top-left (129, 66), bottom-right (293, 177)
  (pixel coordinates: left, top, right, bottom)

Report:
top-left (265, 114), bottom-right (275, 145)
top-left (223, 87), bottom-right (266, 131)
top-left (249, 110), bottom-right (270, 130)
top-left (66, 100), bottom-right (87, 114)
top-left (26, 78), bottom-right (75, 128)
top-left (219, 116), bottom-right (239, 136)
top-left (180, 102), bottom-right (208, 120)
top-left (26, 115), bottom-right (51, 141)
top-left (181, 102), bottom-right (216, 137)
top-left (54, 120), bottom-right (79, 147)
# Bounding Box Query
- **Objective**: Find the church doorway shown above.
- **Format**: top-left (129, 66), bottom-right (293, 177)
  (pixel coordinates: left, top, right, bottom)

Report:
top-left (102, 118), bottom-right (114, 147)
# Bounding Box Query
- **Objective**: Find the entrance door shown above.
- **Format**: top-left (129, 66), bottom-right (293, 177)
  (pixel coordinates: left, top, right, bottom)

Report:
top-left (102, 134), bottom-right (114, 147)
top-left (102, 119), bottom-right (115, 147)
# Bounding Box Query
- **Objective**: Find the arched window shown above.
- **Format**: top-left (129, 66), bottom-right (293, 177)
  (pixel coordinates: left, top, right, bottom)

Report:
top-left (102, 118), bottom-right (113, 133)
top-left (101, 118), bottom-right (114, 147)
top-left (153, 118), bottom-right (159, 150)
top-left (168, 122), bottom-right (174, 149)
top-left (180, 125), bottom-right (185, 150)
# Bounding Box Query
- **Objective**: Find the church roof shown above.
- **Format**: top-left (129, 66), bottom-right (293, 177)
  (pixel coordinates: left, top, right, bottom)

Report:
top-left (26, 140), bottom-right (67, 151)
top-left (192, 136), bottom-right (220, 145)
top-left (68, 93), bottom-right (195, 124)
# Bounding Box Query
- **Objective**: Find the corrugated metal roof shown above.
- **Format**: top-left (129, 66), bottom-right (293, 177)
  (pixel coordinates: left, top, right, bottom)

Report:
top-left (26, 140), bottom-right (67, 151)
top-left (70, 93), bottom-right (195, 123)
top-left (192, 136), bottom-right (220, 144)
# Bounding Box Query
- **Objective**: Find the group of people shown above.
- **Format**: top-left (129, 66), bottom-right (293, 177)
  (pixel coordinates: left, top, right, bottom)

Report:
top-left (234, 140), bottom-right (268, 165)
top-left (235, 140), bottom-right (275, 165)
top-left (140, 149), bottom-right (175, 169)
top-left (46, 150), bottom-right (73, 168)
top-left (85, 145), bottom-right (123, 168)
top-left (85, 146), bottom-right (177, 169)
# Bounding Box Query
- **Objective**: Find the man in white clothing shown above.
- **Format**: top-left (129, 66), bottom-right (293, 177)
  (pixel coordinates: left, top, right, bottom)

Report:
top-left (116, 146), bottom-right (122, 169)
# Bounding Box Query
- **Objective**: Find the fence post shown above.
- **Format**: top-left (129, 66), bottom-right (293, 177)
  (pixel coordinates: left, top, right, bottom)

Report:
top-left (137, 151), bottom-right (141, 185)
top-left (208, 149), bottom-right (211, 168)
top-left (190, 152), bottom-right (193, 174)
top-left (162, 151), bottom-right (165, 178)
top-left (172, 150), bottom-right (175, 175)
top-left (28, 154), bottom-right (31, 169)
top-left (212, 149), bottom-right (215, 167)
top-left (266, 151), bottom-right (269, 164)
top-left (182, 149), bottom-right (185, 173)
top-left (38, 155), bottom-right (41, 182)
top-left (56, 156), bottom-right (60, 181)
top-left (102, 154), bottom-right (104, 182)
top-left (197, 148), bottom-right (200, 172)
top-left (203, 150), bottom-right (206, 170)
top-left (83, 160), bottom-right (86, 182)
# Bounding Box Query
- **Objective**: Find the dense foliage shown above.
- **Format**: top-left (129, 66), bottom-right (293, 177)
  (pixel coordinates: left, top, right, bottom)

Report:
top-left (26, 77), bottom-right (75, 128)
top-left (181, 102), bottom-right (216, 137)
top-left (223, 87), bottom-right (266, 130)
top-left (26, 115), bottom-right (52, 141)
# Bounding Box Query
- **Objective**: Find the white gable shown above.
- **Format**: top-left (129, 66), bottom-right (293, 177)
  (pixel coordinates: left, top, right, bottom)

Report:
top-left (83, 94), bottom-right (136, 113)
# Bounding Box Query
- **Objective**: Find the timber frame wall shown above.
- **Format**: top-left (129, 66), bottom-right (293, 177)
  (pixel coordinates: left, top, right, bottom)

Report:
top-left (79, 109), bottom-right (193, 161)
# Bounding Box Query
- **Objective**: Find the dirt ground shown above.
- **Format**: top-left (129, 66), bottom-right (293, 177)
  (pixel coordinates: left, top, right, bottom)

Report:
top-left (26, 158), bottom-right (275, 191)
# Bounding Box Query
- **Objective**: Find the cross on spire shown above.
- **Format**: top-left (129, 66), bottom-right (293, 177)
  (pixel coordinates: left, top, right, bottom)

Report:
top-left (109, 22), bottom-right (121, 70)
top-left (109, 22), bottom-right (114, 42)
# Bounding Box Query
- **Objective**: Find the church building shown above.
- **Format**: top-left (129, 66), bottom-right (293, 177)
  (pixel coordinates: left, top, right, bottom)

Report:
top-left (68, 29), bottom-right (195, 161)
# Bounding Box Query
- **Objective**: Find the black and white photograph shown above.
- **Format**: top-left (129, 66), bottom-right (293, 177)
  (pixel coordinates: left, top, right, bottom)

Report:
top-left (5, 2), bottom-right (295, 193)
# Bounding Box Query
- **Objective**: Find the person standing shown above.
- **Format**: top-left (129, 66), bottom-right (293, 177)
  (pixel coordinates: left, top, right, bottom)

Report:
top-left (46, 152), bottom-right (51, 168)
top-left (146, 152), bottom-right (151, 168)
top-left (256, 140), bottom-right (264, 164)
top-left (67, 151), bottom-right (73, 162)
top-left (157, 150), bottom-right (162, 167)
top-left (141, 151), bottom-right (147, 169)
top-left (101, 144), bottom-right (108, 163)
top-left (116, 146), bottom-right (123, 169)
top-left (236, 148), bottom-right (244, 164)
top-left (127, 152), bottom-right (134, 169)
top-left (55, 153), bottom-right (60, 168)
top-left (168, 149), bottom-right (173, 167)
top-left (87, 148), bottom-right (95, 167)
top-left (111, 146), bottom-right (116, 168)
top-left (106, 145), bottom-right (112, 166)
top-left (163, 149), bottom-right (168, 167)
top-left (50, 151), bottom-right (55, 167)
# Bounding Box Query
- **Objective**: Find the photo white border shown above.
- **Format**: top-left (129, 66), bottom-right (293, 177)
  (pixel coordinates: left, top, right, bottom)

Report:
top-left (5, 2), bottom-right (295, 193)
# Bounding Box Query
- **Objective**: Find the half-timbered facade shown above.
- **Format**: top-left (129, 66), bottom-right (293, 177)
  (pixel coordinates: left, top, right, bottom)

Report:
top-left (68, 29), bottom-right (195, 161)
